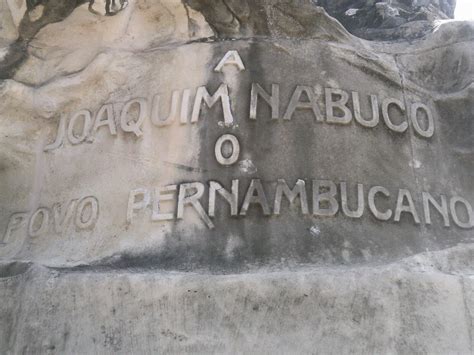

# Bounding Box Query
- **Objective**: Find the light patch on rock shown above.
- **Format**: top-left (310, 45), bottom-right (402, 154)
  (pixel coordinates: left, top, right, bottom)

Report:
top-left (239, 159), bottom-right (257, 174)
top-left (309, 225), bottom-right (321, 237)
top-left (376, 2), bottom-right (400, 18)
top-left (28, 4), bottom-right (44, 22)
top-left (5, 0), bottom-right (27, 28)
top-left (345, 8), bottom-right (359, 17)
top-left (0, 48), bottom-right (9, 61)
top-left (409, 159), bottom-right (422, 169)
top-left (225, 235), bottom-right (243, 259)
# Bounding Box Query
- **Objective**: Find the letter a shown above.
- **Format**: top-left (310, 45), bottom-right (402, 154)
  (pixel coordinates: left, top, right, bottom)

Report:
top-left (214, 50), bottom-right (245, 72)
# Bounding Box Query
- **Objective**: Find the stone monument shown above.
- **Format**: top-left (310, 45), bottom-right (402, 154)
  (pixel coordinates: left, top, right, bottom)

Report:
top-left (0, 0), bottom-right (472, 353)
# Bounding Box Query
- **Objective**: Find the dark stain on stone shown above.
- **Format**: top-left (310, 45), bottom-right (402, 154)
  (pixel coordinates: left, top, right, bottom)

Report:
top-left (0, 261), bottom-right (32, 278)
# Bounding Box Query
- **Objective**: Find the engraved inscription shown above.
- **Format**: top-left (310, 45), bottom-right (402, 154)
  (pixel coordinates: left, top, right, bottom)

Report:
top-left (126, 179), bottom-right (473, 230)
top-left (43, 84), bottom-right (436, 152)
top-left (33, 49), bottom-right (471, 243)
top-left (1, 196), bottom-right (100, 245)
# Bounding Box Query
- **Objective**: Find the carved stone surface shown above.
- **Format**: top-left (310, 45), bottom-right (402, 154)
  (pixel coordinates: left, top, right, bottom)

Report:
top-left (316, 0), bottom-right (457, 40)
top-left (0, 0), bottom-right (472, 353)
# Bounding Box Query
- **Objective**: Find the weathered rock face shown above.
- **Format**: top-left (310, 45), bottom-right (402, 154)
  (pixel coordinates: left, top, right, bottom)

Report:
top-left (317, 0), bottom-right (458, 40)
top-left (0, 0), bottom-right (473, 353)
top-left (0, 0), bottom-right (459, 79)
top-left (185, 0), bottom-right (458, 40)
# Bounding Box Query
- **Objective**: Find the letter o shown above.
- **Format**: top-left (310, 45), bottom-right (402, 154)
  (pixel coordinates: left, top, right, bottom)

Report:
top-left (410, 103), bottom-right (434, 138)
top-left (75, 196), bottom-right (99, 229)
top-left (67, 110), bottom-right (92, 145)
top-left (28, 208), bottom-right (50, 237)
top-left (215, 134), bottom-right (240, 166)
top-left (450, 196), bottom-right (474, 229)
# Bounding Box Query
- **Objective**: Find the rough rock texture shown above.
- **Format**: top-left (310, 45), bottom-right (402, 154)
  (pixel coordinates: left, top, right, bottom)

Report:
top-left (317, 0), bottom-right (457, 40)
top-left (185, 0), bottom-right (458, 40)
top-left (0, 0), bottom-right (473, 353)
top-left (0, 0), bottom-right (459, 79)
top-left (1, 245), bottom-right (473, 353)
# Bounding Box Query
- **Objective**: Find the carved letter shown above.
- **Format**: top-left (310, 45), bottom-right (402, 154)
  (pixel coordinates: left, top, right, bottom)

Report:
top-left (177, 183), bottom-right (214, 229)
top-left (214, 134), bottom-right (240, 166)
top-left (53, 200), bottom-right (78, 233)
top-left (450, 196), bottom-right (474, 229)
top-left (250, 83), bottom-right (280, 120)
top-left (214, 50), bottom-right (245, 72)
top-left (240, 179), bottom-right (271, 216)
top-left (180, 89), bottom-right (191, 124)
top-left (382, 98), bottom-right (408, 133)
top-left (274, 179), bottom-right (308, 215)
top-left (191, 84), bottom-right (234, 126)
top-left (394, 189), bottom-right (420, 224)
top-left (284, 86), bottom-right (323, 121)
top-left (325, 88), bottom-right (353, 124)
top-left (368, 186), bottom-right (392, 221)
top-left (340, 182), bottom-right (364, 218)
top-left (151, 91), bottom-right (180, 127)
top-left (93, 104), bottom-right (117, 135)
top-left (120, 98), bottom-right (147, 137)
top-left (67, 110), bottom-right (92, 145)
top-left (127, 188), bottom-right (150, 224)
top-left (422, 192), bottom-right (449, 227)
top-left (152, 185), bottom-right (177, 221)
top-left (209, 180), bottom-right (239, 217)
top-left (44, 114), bottom-right (67, 151)
top-left (352, 92), bottom-right (379, 128)
top-left (312, 180), bottom-right (338, 217)
top-left (28, 208), bottom-right (50, 237)
top-left (410, 103), bottom-right (434, 138)
top-left (75, 196), bottom-right (99, 230)
top-left (2, 213), bottom-right (27, 244)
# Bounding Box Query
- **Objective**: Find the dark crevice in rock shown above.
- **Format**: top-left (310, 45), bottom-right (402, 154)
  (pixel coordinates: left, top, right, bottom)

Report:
top-left (88, 0), bottom-right (128, 16)
top-left (0, 40), bottom-right (28, 80)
